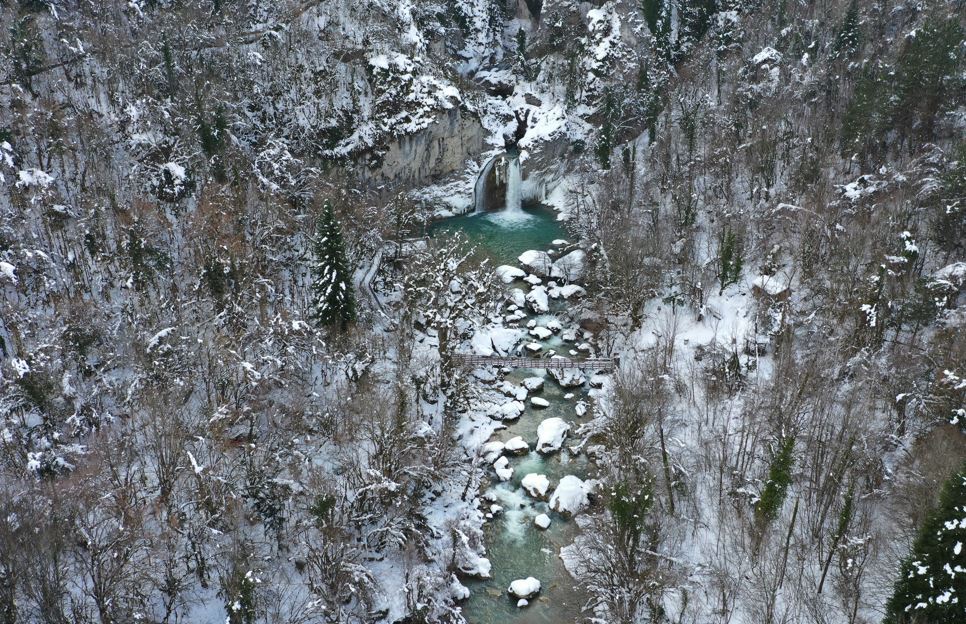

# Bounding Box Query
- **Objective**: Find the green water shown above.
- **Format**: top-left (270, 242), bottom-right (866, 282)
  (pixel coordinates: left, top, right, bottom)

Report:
top-left (428, 205), bottom-right (570, 265)
top-left (462, 374), bottom-right (591, 624)
top-left (431, 204), bottom-right (591, 624)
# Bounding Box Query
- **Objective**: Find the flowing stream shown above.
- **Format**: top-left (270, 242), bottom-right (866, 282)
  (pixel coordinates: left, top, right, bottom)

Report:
top-left (430, 195), bottom-right (593, 623)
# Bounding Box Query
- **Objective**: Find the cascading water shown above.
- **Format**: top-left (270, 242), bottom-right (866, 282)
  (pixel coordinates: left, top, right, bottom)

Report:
top-left (504, 154), bottom-right (523, 217)
top-left (474, 153), bottom-right (528, 220)
top-left (474, 156), bottom-right (498, 214)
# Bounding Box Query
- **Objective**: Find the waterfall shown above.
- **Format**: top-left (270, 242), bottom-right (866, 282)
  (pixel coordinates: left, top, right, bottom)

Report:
top-left (473, 156), bottom-right (497, 214)
top-left (505, 154), bottom-right (522, 215)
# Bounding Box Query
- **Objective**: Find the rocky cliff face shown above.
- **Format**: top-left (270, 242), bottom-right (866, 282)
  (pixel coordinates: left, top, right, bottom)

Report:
top-left (361, 107), bottom-right (485, 194)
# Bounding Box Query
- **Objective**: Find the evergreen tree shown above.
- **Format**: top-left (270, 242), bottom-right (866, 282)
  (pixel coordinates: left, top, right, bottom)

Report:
top-left (840, 64), bottom-right (888, 159)
top-left (755, 435), bottom-right (795, 524)
top-left (929, 143), bottom-right (966, 256)
top-left (891, 18), bottom-right (962, 142)
top-left (678, 0), bottom-right (717, 55)
top-left (885, 462), bottom-right (966, 624)
top-left (830, 0), bottom-right (861, 60)
top-left (311, 201), bottom-right (356, 329)
top-left (717, 226), bottom-right (744, 294)
top-left (596, 88), bottom-right (616, 169)
top-left (609, 479), bottom-right (654, 558)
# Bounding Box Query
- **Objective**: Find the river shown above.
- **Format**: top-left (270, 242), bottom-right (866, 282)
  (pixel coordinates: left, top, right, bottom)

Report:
top-left (430, 204), bottom-right (594, 624)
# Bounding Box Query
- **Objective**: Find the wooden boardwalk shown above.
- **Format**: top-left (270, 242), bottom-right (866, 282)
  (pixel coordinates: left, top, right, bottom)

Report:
top-left (453, 354), bottom-right (616, 371)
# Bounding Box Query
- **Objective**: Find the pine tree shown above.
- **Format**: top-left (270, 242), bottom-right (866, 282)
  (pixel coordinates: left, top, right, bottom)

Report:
top-left (311, 201), bottom-right (356, 329)
top-left (891, 18), bottom-right (963, 142)
top-left (830, 0), bottom-right (861, 60)
top-left (717, 226), bottom-right (744, 294)
top-left (885, 462), bottom-right (966, 623)
top-left (755, 435), bottom-right (795, 525)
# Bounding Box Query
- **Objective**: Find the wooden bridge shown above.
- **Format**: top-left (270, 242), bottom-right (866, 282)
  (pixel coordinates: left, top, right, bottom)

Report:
top-left (453, 355), bottom-right (617, 371)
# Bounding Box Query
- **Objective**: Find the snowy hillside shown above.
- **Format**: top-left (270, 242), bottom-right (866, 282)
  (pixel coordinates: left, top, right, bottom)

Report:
top-left (0, 1), bottom-right (964, 623)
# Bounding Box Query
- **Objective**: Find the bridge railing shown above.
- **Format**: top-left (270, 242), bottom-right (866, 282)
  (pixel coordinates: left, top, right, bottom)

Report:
top-left (452, 354), bottom-right (616, 371)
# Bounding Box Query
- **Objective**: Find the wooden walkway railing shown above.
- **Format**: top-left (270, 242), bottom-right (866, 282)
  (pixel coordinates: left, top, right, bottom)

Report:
top-left (453, 355), bottom-right (616, 371)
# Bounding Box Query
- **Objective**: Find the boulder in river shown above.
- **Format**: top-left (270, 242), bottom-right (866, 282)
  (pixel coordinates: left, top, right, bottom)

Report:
top-left (534, 513), bottom-right (551, 529)
top-left (522, 376), bottom-right (545, 391)
top-left (508, 577), bottom-right (542, 599)
top-left (549, 475), bottom-right (592, 516)
top-left (518, 250), bottom-right (553, 276)
top-left (521, 473), bottom-right (550, 499)
top-left (548, 363), bottom-right (585, 388)
top-left (529, 326), bottom-right (552, 340)
top-left (493, 456), bottom-right (513, 481)
top-left (551, 249), bottom-right (586, 282)
top-left (495, 265), bottom-right (526, 283)
top-left (504, 436), bottom-right (530, 455)
top-left (525, 285), bottom-right (549, 313)
top-left (536, 417), bottom-right (570, 453)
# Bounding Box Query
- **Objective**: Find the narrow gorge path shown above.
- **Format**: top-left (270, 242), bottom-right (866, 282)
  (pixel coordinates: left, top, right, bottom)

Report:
top-left (430, 203), bottom-right (601, 624)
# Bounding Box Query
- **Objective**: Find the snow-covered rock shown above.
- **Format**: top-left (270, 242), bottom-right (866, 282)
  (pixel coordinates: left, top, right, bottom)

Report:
top-left (510, 288), bottom-right (526, 307)
top-left (481, 441), bottom-right (505, 463)
top-left (0, 262), bottom-right (17, 284)
top-left (524, 342), bottom-right (542, 354)
top-left (534, 513), bottom-right (551, 529)
top-left (471, 327), bottom-right (524, 356)
top-left (495, 265), bottom-right (526, 283)
top-left (529, 326), bottom-right (552, 340)
top-left (522, 376), bottom-right (545, 391)
top-left (518, 250), bottom-right (553, 276)
top-left (752, 273), bottom-right (791, 298)
top-left (549, 363), bottom-right (585, 388)
top-left (530, 397), bottom-right (550, 408)
top-left (526, 286), bottom-right (549, 313)
top-left (558, 284), bottom-right (586, 299)
top-left (494, 400), bottom-right (525, 421)
top-left (575, 401), bottom-right (588, 417)
top-left (523, 274), bottom-right (543, 285)
top-left (450, 575), bottom-right (470, 601)
top-left (933, 261), bottom-right (966, 288)
top-left (552, 239), bottom-right (569, 247)
top-left (549, 475), bottom-right (591, 516)
top-left (521, 473), bottom-right (550, 499)
top-left (493, 456), bottom-right (513, 481)
top-left (505, 310), bottom-right (527, 323)
top-left (536, 417), bottom-right (570, 453)
top-left (498, 381), bottom-right (528, 401)
top-left (551, 249), bottom-right (586, 282)
top-left (752, 46), bottom-right (782, 65)
top-left (504, 436), bottom-right (530, 455)
top-left (508, 577), bottom-right (541, 599)
top-left (455, 529), bottom-right (492, 579)
top-left (546, 320), bottom-right (562, 332)
top-left (517, 599), bottom-right (529, 608)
